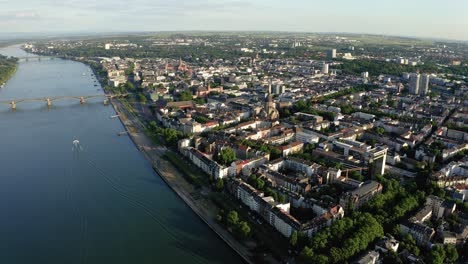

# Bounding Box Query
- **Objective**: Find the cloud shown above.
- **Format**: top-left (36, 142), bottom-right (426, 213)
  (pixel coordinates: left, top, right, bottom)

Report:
top-left (14, 11), bottom-right (40, 19)
top-left (0, 11), bottom-right (41, 20)
top-left (38, 0), bottom-right (257, 16)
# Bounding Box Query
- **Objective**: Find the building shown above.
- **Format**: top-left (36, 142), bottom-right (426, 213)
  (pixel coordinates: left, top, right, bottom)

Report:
top-left (419, 74), bottom-right (430, 96)
top-left (408, 73), bottom-right (430, 96)
top-left (327, 49), bottom-right (337, 59)
top-left (409, 73), bottom-right (420, 95)
top-left (237, 181), bottom-right (264, 212)
top-left (259, 83), bottom-right (280, 120)
top-left (426, 195), bottom-right (456, 219)
top-left (322, 63), bottom-right (329, 74)
top-left (400, 222), bottom-right (435, 246)
top-left (329, 140), bottom-right (388, 176)
top-left (105, 43), bottom-right (111, 50)
top-left (271, 84), bottom-right (285, 95)
top-left (340, 181), bottom-right (383, 211)
top-left (183, 147), bottom-right (229, 179)
top-left (355, 250), bottom-right (379, 264)
top-left (440, 231), bottom-right (457, 245)
top-left (375, 236), bottom-right (399, 253)
top-left (410, 205), bottom-right (432, 223)
top-left (295, 130), bottom-right (320, 144)
top-left (277, 141), bottom-right (304, 157)
top-left (230, 179), bottom-right (344, 238)
top-left (439, 226), bottom-right (468, 246)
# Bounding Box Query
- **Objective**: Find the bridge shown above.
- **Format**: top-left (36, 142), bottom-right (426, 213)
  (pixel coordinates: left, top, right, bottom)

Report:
top-left (0, 93), bottom-right (130, 110)
top-left (17, 56), bottom-right (55, 62)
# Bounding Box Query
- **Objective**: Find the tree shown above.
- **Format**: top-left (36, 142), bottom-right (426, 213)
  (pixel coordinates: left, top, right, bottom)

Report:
top-left (376, 127), bottom-right (385, 135)
top-left (278, 194), bottom-right (287, 203)
top-left (300, 246), bottom-right (314, 263)
top-left (124, 81), bottom-right (135, 91)
top-left (314, 255), bottom-right (330, 264)
top-left (119, 85), bottom-right (126, 94)
top-left (226, 210), bottom-right (239, 227)
top-left (215, 178), bottom-right (224, 191)
top-left (247, 174), bottom-right (257, 186)
top-left (444, 245), bottom-right (458, 263)
top-left (429, 245), bottom-right (446, 264)
top-left (216, 214), bottom-right (223, 222)
top-left (179, 90), bottom-right (193, 101)
top-left (218, 147), bottom-right (236, 166)
top-left (401, 232), bottom-right (420, 256)
top-left (256, 178), bottom-right (265, 190)
top-left (272, 192), bottom-right (279, 202)
top-left (349, 171), bottom-right (364, 181)
top-left (137, 93), bottom-right (147, 104)
top-left (290, 231), bottom-right (298, 247)
top-left (236, 221), bottom-right (251, 238)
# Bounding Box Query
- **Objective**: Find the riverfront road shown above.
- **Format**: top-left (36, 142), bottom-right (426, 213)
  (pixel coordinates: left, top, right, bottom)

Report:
top-left (111, 99), bottom-right (257, 264)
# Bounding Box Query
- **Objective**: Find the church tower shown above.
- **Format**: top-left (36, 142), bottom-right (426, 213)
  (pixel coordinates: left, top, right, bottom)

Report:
top-left (263, 80), bottom-right (279, 120)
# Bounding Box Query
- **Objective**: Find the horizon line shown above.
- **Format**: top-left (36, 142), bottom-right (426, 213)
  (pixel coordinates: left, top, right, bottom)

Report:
top-left (1, 30), bottom-right (467, 43)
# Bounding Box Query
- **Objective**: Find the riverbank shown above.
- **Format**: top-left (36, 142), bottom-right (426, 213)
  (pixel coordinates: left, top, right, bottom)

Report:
top-left (0, 60), bottom-right (17, 86)
top-left (82, 56), bottom-right (256, 263)
top-left (109, 99), bottom-right (255, 264)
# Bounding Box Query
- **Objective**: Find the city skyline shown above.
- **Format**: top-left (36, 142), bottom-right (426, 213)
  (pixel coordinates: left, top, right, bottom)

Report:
top-left (0, 0), bottom-right (467, 41)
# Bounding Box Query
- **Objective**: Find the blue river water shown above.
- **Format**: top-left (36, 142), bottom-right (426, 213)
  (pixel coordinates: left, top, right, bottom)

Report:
top-left (0, 46), bottom-right (242, 264)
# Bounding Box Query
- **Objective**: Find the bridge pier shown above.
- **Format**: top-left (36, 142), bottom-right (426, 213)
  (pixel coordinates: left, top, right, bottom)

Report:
top-left (47, 98), bottom-right (52, 107)
top-left (80, 96), bottom-right (86, 104)
top-left (11, 101), bottom-right (16, 111)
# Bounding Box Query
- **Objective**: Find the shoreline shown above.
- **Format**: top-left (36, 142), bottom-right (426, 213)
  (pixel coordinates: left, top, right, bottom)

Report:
top-left (5, 49), bottom-right (256, 263)
top-left (0, 64), bottom-right (17, 87)
top-left (109, 99), bottom-right (255, 264)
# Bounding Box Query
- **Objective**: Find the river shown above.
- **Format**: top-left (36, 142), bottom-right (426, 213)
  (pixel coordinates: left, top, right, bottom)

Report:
top-left (0, 46), bottom-right (242, 264)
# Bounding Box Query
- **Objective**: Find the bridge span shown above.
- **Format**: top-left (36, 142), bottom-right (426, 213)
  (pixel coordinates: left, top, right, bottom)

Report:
top-left (17, 56), bottom-right (55, 62)
top-left (0, 93), bottom-right (129, 110)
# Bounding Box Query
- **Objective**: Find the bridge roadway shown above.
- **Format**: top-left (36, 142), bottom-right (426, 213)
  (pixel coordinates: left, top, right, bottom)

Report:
top-left (17, 56), bottom-right (55, 62)
top-left (0, 93), bottom-right (129, 110)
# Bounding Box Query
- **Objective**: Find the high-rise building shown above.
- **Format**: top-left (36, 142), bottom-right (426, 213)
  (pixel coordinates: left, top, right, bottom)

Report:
top-left (419, 74), bottom-right (430, 96)
top-left (327, 49), bottom-right (336, 59)
top-left (409, 73), bottom-right (420, 95)
top-left (322, 63), bottom-right (329, 74)
top-left (272, 84), bottom-right (285, 95)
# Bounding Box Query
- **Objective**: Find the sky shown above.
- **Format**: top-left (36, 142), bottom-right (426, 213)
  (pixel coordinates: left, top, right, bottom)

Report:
top-left (0, 0), bottom-right (467, 41)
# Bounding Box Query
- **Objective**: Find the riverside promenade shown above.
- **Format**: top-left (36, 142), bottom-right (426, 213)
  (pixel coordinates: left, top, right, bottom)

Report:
top-left (111, 99), bottom-right (255, 264)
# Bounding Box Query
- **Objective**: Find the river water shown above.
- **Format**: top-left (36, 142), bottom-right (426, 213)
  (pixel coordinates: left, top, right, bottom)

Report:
top-left (0, 46), bottom-right (242, 264)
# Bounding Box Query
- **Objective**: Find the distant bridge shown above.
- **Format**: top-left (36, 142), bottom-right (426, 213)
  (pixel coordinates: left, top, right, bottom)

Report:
top-left (0, 93), bottom-right (129, 110)
top-left (17, 56), bottom-right (55, 62)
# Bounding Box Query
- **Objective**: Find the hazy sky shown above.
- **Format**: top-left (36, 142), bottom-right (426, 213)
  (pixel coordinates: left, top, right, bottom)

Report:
top-left (1, 0), bottom-right (467, 40)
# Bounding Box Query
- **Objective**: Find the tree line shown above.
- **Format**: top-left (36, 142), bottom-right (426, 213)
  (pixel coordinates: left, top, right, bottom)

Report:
top-left (0, 55), bottom-right (18, 84)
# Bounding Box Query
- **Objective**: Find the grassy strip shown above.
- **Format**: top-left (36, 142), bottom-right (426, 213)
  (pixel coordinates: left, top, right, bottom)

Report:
top-left (211, 192), bottom-right (289, 261)
top-left (163, 151), bottom-right (205, 188)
